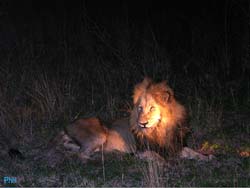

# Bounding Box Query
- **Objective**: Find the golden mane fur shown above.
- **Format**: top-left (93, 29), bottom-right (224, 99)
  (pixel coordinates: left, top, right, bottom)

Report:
top-left (130, 78), bottom-right (189, 155)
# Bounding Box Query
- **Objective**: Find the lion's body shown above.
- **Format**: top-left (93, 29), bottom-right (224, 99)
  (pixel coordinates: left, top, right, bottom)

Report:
top-left (65, 118), bottom-right (108, 156)
top-left (56, 117), bottom-right (136, 161)
top-left (48, 78), bottom-right (190, 164)
top-left (104, 118), bottom-right (136, 153)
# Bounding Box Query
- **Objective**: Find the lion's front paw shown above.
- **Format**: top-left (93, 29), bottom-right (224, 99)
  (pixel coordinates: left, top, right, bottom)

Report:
top-left (136, 150), bottom-right (166, 164)
top-left (180, 147), bottom-right (215, 161)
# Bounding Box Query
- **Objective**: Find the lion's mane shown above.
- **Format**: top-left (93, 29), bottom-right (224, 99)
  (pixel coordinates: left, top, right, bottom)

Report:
top-left (130, 78), bottom-right (189, 155)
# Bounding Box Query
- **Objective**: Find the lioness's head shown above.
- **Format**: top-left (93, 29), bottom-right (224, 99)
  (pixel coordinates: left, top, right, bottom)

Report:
top-left (131, 77), bottom-right (176, 130)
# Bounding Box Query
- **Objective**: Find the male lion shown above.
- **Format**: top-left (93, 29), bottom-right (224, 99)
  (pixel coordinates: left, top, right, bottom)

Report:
top-left (46, 78), bottom-right (209, 166)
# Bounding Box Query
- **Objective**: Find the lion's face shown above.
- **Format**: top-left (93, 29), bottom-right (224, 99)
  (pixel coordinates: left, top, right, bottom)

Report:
top-left (135, 93), bottom-right (162, 129)
top-left (131, 77), bottom-right (174, 132)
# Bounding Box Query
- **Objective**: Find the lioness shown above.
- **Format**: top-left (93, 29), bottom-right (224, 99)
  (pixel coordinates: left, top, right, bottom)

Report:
top-left (48, 78), bottom-right (209, 164)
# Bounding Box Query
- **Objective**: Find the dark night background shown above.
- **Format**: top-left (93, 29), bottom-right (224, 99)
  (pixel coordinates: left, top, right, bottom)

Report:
top-left (0, 0), bottom-right (250, 187)
top-left (1, 0), bottom-right (249, 105)
top-left (2, 0), bottom-right (250, 77)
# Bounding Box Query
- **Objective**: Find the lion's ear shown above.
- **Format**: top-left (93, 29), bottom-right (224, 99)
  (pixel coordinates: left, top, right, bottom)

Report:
top-left (158, 81), bottom-right (174, 103)
top-left (162, 91), bottom-right (172, 103)
top-left (133, 77), bottom-right (152, 104)
top-left (141, 77), bottom-right (152, 87)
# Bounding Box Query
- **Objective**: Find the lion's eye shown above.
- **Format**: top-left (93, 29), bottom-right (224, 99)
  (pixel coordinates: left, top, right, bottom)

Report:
top-left (150, 106), bottom-right (155, 112)
top-left (138, 106), bottom-right (143, 112)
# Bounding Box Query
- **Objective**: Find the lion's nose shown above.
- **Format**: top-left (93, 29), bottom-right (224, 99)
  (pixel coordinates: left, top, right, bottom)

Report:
top-left (139, 121), bottom-right (149, 128)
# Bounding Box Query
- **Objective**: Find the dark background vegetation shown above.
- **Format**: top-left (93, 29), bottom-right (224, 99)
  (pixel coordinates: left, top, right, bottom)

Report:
top-left (0, 0), bottom-right (249, 186)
